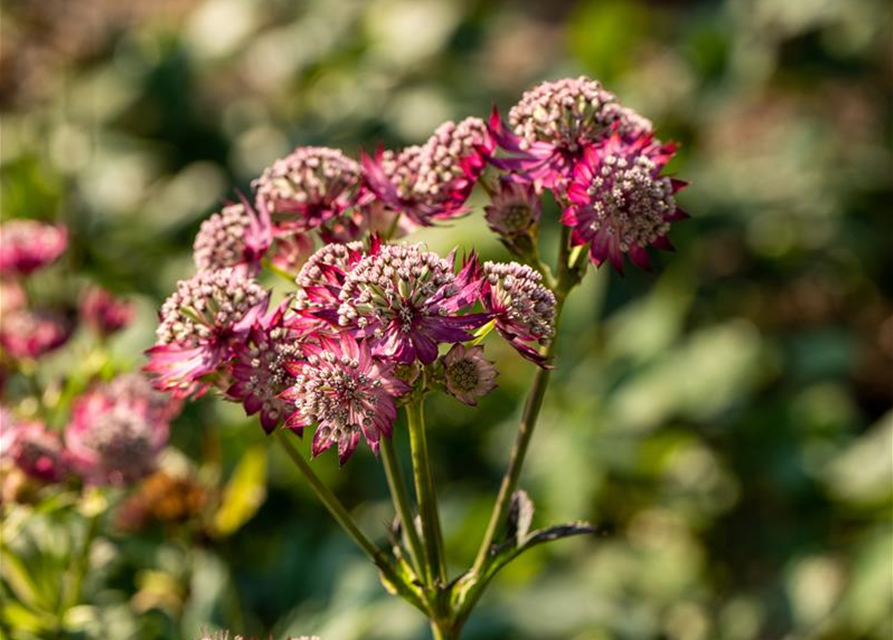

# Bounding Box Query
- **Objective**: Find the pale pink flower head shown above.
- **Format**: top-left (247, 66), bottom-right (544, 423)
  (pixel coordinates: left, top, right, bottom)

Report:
top-left (0, 309), bottom-right (73, 359)
top-left (65, 387), bottom-right (170, 486)
top-left (0, 220), bottom-right (68, 275)
top-left (481, 261), bottom-right (556, 366)
top-left (563, 133), bottom-right (687, 273)
top-left (442, 343), bottom-right (497, 406)
top-left (282, 332), bottom-right (410, 465)
top-left (337, 243), bottom-right (489, 365)
top-left (0, 280), bottom-right (26, 315)
top-left (193, 201), bottom-right (272, 274)
top-left (362, 117), bottom-right (494, 226)
top-left (2, 418), bottom-right (68, 483)
top-left (490, 77), bottom-right (651, 190)
top-left (484, 178), bottom-right (541, 237)
top-left (292, 241), bottom-right (365, 325)
top-left (145, 268), bottom-right (269, 398)
top-left (253, 146), bottom-right (363, 238)
top-left (105, 372), bottom-right (183, 426)
top-left (80, 286), bottom-right (135, 337)
top-left (228, 304), bottom-right (306, 433)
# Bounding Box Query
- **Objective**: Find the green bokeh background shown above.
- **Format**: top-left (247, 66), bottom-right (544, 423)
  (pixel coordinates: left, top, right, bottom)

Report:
top-left (1, 0), bottom-right (891, 638)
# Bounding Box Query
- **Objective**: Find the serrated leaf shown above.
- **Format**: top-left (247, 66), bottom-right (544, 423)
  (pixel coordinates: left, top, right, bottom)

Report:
top-left (506, 490), bottom-right (535, 547)
top-left (211, 446), bottom-right (267, 537)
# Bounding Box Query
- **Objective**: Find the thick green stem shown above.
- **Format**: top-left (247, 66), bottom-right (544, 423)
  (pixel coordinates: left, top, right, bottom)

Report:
top-left (381, 434), bottom-right (427, 582)
top-left (275, 432), bottom-right (428, 612)
top-left (431, 620), bottom-right (462, 640)
top-left (276, 432), bottom-right (381, 561)
top-left (406, 397), bottom-right (447, 585)
top-left (471, 226), bottom-right (575, 575)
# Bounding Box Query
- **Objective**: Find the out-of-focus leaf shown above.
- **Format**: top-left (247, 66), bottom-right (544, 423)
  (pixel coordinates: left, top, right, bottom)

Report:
top-left (0, 547), bottom-right (52, 612)
top-left (822, 411), bottom-right (893, 507)
top-left (211, 445), bottom-right (267, 537)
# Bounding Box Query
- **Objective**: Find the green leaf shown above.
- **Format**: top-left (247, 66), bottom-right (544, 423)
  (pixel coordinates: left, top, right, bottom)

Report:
top-left (0, 548), bottom-right (51, 612)
top-left (211, 446), bottom-right (268, 537)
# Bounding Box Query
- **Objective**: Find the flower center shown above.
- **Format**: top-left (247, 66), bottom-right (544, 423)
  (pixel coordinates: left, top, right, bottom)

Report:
top-left (446, 359), bottom-right (479, 392)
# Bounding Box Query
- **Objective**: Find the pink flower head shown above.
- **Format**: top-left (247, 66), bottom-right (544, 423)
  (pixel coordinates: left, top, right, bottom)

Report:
top-left (563, 133), bottom-right (687, 273)
top-left (282, 332), bottom-right (409, 465)
top-left (0, 280), bottom-right (26, 315)
top-left (66, 386), bottom-right (170, 486)
top-left (105, 372), bottom-right (183, 426)
top-left (2, 418), bottom-right (68, 483)
top-left (0, 220), bottom-right (68, 275)
top-left (362, 117), bottom-right (493, 226)
top-left (293, 241), bottom-right (365, 325)
top-left (490, 77), bottom-right (651, 190)
top-left (481, 261), bottom-right (556, 366)
top-left (441, 343), bottom-right (497, 406)
top-left (484, 178), bottom-right (541, 237)
top-left (193, 201), bottom-right (272, 274)
top-left (228, 304), bottom-right (306, 433)
top-left (337, 243), bottom-right (489, 365)
top-left (80, 286), bottom-right (135, 337)
top-left (253, 146), bottom-right (363, 238)
top-left (0, 309), bottom-right (73, 359)
top-left (145, 268), bottom-right (269, 398)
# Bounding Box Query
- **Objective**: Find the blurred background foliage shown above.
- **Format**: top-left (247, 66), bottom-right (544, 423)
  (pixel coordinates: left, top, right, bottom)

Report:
top-left (1, 0), bottom-right (891, 638)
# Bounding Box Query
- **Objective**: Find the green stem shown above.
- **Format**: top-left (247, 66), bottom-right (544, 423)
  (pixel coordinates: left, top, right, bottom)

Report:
top-left (276, 431), bottom-right (381, 562)
top-left (406, 397), bottom-right (447, 585)
top-left (431, 620), bottom-right (462, 640)
top-left (381, 434), bottom-right (427, 582)
top-left (275, 432), bottom-right (428, 612)
top-left (471, 227), bottom-right (574, 576)
top-left (63, 511), bottom-right (100, 612)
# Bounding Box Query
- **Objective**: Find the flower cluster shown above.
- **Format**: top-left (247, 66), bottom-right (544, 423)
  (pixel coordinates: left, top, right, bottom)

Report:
top-left (363, 117), bottom-right (494, 226)
top-left (0, 220), bottom-right (135, 362)
top-left (1, 373), bottom-right (180, 492)
top-left (148, 75), bottom-right (685, 465)
top-left (489, 76), bottom-right (687, 271)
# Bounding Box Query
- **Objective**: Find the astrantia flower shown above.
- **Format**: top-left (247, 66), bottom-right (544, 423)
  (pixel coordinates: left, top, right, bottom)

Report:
top-left (362, 117), bottom-right (493, 226)
top-left (484, 178), bottom-right (541, 237)
top-left (337, 243), bottom-right (488, 365)
top-left (146, 268), bottom-right (269, 397)
top-left (490, 77), bottom-right (651, 190)
top-left (2, 419), bottom-right (67, 483)
top-left (282, 333), bottom-right (410, 465)
top-left (0, 220), bottom-right (68, 275)
top-left (80, 286), bottom-right (135, 337)
top-left (441, 343), bottom-right (497, 406)
top-left (481, 262), bottom-right (556, 366)
top-left (0, 309), bottom-right (73, 359)
top-left (105, 373), bottom-right (183, 426)
top-left (253, 146), bottom-right (362, 236)
top-left (228, 304), bottom-right (306, 432)
top-left (66, 389), bottom-right (169, 486)
top-left (193, 202), bottom-right (272, 274)
top-left (292, 241), bottom-right (365, 324)
top-left (563, 133), bottom-right (687, 272)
